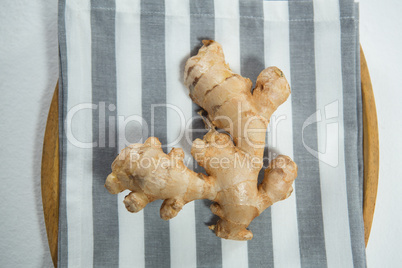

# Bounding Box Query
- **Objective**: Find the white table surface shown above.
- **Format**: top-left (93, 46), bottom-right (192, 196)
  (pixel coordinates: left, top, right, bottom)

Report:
top-left (0, 0), bottom-right (401, 267)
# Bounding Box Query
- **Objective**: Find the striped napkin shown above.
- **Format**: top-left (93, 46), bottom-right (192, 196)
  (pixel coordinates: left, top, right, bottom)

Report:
top-left (57, 0), bottom-right (365, 267)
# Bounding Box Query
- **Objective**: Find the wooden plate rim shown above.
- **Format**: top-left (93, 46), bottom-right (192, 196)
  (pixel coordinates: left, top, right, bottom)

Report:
top-left (41, 47), bottom-right (379, 267)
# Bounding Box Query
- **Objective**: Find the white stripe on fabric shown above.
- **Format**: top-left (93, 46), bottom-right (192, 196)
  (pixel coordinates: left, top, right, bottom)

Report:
top-left (215, 1), bottom-right (248, 268)
top-left (165, 1), bottom-right (197, 267)
top-left (263, 2), bottom-right (301, 268)
top-left (215, 0), bottom-right (240, 74)
top-left (115, 1), bottom-right (145, 268)
top-left (313, 0), bottom-right (354, 267)
top-left (65, 0), bottom-right (93, 267)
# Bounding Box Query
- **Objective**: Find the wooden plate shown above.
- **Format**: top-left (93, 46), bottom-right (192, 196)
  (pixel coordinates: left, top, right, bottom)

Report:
top-left (41, 48), bottom-right (379, 267)
top-left (41, 82), bottom-right (59, 267)
top-left (360, 45), bottom-right (380, 246)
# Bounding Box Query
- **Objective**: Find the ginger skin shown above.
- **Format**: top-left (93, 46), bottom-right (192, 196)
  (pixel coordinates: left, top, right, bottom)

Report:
top-left (105, 40), bottom-right (297, 240)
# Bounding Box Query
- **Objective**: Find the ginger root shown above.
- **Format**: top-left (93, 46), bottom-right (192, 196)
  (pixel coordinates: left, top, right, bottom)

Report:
top-left (105, 40), bottom-right (297, 240)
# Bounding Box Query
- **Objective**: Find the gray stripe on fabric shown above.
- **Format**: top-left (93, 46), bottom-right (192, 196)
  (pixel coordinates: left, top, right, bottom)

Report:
top-left (140, 1), bottom-right (170, 267)
top-left (354, 3), bottom-right (364, 209)
top-left (58, 0), bottom-right (68, 267)
top-left (339, 0), bottom-right (354, 19)
top-left (90, 1), bottom-right (119, 267)
top-left (288, 2), bottom-right (327, 267)
top-left (355, 8), bottom-right (366, 266)
top-left (239, 0), bottom-right (274, 267)
top-left (340, 3), bottom-right (367, 267)
top-left (189, 1), bottom-right (222, 268)
top-left (239, 0), bottom-right (266, 84)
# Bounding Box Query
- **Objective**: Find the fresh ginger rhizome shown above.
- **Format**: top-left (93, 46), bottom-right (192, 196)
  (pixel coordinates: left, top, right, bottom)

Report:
top-left (105, 40), bottom-right (297, 241)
